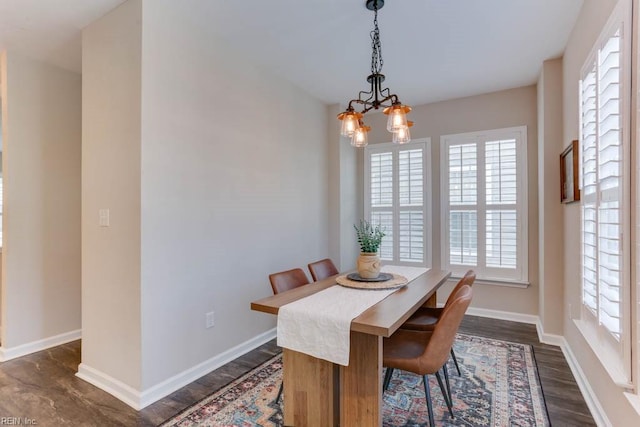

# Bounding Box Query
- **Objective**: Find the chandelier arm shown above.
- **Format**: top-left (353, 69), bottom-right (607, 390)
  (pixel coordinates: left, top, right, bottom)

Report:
top-left (349, 92), bottom-right (398, 114)
top-left (379, 87), bottom-right (392, 100)
top-left (351, 98), bottom-right (375, 111)
top-left (357, 88), bottom-right (375, 103)
top-left (364, 90), bottom-right (378, 106)
top-left (348, 99), bottom-right (365, 109)
top-left (360, 103), bottom-right (378, 115)
top-left (378, 94), bottom-right (395, 106)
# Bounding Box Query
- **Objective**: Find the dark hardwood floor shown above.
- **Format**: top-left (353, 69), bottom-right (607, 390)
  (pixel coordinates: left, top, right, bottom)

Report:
top-left (0, 315), bottom-right (595, 426)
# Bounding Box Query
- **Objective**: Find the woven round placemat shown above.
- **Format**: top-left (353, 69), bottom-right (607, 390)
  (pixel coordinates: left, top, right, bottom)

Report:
top-left (335, 273), bottom-right (408, 290)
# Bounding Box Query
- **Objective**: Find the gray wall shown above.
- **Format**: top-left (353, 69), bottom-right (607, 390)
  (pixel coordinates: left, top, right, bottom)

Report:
top-left (537, 58), bottom-right (564, 336)
top-left (0, 51), bottom-right (81, 353)
top-left (81, 0), bottom-right (330, 399)
top-left (81, 0), bottom-right (143, 389)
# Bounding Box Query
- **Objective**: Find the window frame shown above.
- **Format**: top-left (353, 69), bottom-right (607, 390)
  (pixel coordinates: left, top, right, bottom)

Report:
top-left (577, 0), bottom-right (632, 386)
top-left (364, 138), bottom-right (432, 268)
top-left (440, 126), bottom-right (529, 284)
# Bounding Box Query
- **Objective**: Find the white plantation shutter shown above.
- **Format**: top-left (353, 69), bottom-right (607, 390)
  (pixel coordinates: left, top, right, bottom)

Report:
top-left (448, 144), bottom-right (477, 206)
top-left (399, 211), bottom-right (423, 262)
top-left (370, 152), bottom-right (394, 260)
top-left (448, 144), bottom-right (478, 266)
top-left (577, 0), bottom-right (631, 384)
top-left (580, 24), bottom-right (626, 342)
top-left (370, 152), bottom-right (393, 208)
top-left (365, 140), bottom-right (431, 267)
top-left (399, 149), bottom-right (423, 206)
top-left (485, 139), bottom-right (518, 269)
top-left (581, 62), bottom-right (599, 317)
top-left (441, 127), bottom-right (527, 282)
top-left (486, 210), bottom-right (517, 268)
top-left (449, 211), bottom-right (477, 265)
top-left (371, 211), bottom-right (393, 260)
top-left (398, 149), bottom-right (424, 262)
top-left (597, 31), bottom-right (623, 339)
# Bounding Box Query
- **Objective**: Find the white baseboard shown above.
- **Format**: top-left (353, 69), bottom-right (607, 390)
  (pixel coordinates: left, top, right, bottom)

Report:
top-left (138, 328), bottom-right (277, 408)
top-left (465, 307), bottom-right (563, 346)
top-left (560, 338), bottom-right (612, 427)
top-left (76, 363), bottom-right (142, 409)
top-left (465, 306), bottom-right (539, 325)
top-left (0, 329), bottom-right (81, 362)
top-left (76, 327), bottom-right (277, 410)
top-left (535, 320), bottom-right (565, 347)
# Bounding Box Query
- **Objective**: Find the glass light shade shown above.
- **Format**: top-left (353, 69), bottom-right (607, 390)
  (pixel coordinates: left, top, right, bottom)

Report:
top-left (392, 125), bottom-right (411, 144)
top-left (351, 124), bottom-right (370, 148)
top-left (384, 105), bottom-right (411, 132)
top-left (338, 111), bottom-right (362, 136)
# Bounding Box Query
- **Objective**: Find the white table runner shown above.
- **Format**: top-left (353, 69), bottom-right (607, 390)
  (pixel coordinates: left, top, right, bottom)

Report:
top-left (277, 265), bottom-right (428, 366)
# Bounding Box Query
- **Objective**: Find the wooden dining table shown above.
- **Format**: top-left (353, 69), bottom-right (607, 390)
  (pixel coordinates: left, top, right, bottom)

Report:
top-left (250, 267), bottom-right (451, 427)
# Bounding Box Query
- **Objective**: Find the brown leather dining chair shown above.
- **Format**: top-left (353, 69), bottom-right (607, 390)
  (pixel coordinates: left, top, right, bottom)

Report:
top-left (268, 267), bottom-right (310, 402)
top-left (383, 285), bottom-right (473, 427)
top-left (269, 268), bottom-right (310, 295)
top-left (307, 258), bottom-right (339, 281)
top-left (400, 270), bottom-right (476, 376)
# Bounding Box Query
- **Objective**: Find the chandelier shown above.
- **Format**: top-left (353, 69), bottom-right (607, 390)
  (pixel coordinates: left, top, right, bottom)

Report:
top-left (337, 0), bottom-right (413, 148)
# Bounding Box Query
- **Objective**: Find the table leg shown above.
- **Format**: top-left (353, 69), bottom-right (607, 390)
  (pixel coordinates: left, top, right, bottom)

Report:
top-left (282, 348), bottom-right (338, 427)
top-left (424, 291), bottom-right (438, 308)
top-left (340, 332), bottom-right (382, 427)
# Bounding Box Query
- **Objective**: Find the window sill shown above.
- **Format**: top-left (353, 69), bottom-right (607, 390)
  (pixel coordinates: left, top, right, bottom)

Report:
top-left (625, 393), bottom-right (640, 417)
top-left (573, 318), bottom-right (632, 389)
top-left (448, 276), bottom-right (530, 289)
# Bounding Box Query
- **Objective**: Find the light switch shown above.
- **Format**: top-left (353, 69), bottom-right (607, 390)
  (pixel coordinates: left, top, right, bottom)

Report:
top-left (99, 209), bottom-right (110, 227)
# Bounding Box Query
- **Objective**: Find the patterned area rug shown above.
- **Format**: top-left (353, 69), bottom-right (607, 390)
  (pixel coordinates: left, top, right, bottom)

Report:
top-left (161, 334), bottom-right (550, 426)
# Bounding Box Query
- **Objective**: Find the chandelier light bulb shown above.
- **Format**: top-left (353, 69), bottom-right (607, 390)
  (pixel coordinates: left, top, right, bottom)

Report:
top-left (338, 111), bottom-right (363, 136)
top-left (384, 104), bottom-right (411, 132)
top-left (351, 122), bottom-right (371, 147)
top-left (393, 121), bottom-right (412, 144)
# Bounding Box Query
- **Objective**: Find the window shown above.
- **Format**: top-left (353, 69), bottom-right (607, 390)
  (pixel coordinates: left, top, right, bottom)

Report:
top-left (578, 0), bottom-right (631, 382)
top-left (441, 127), bottom-right (528, 283)
top-left (364, 139), bottom-right (431, 267)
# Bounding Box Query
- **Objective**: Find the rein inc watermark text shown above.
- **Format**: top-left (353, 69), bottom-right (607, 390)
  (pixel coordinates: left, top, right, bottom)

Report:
top-left (0, 418), bottom-right (37, 425)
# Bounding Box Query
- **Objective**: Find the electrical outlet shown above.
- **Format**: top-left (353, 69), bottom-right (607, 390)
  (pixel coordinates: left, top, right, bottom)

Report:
top-left (206, 311), bottom-right (215, 328)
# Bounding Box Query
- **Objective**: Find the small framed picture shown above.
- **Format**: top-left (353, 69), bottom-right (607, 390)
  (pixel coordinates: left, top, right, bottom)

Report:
top-left (560, 140), bottom-right (580, 204)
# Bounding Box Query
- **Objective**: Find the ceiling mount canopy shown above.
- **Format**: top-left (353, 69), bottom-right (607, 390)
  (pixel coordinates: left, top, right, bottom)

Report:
top-left (365, 0), bottom-right (384, 11)
top-left (337, 0), bottom-right (413, 147)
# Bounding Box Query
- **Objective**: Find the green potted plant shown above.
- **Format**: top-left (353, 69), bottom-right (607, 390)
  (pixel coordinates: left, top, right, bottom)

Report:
top-left (354, 219), bottom-right (386, 279)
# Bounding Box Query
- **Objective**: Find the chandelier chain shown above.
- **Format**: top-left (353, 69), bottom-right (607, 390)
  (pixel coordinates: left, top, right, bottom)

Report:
top-left (370, 4), bottom-right (383, 75)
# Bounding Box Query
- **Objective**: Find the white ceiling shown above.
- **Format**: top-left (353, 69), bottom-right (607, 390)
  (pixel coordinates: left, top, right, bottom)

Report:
top-left (0, 0), bottom-right (584, 106)
top-left (0, 0), bottom-right (126, 73)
